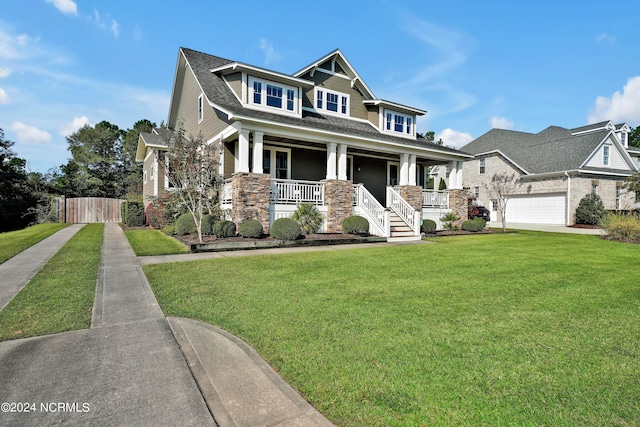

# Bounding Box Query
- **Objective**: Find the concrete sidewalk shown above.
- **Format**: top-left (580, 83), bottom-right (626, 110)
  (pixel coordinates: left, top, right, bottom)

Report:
top-left (0, 222), bottom-right (334, 426)
top-left (0, 224), bottom-right (85, 311)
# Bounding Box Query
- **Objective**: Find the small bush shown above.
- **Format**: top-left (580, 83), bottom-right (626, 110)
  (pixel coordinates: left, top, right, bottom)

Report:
top-left (271, 218), bottom-right (301, 240)
top-left (601, 213), bottom-right (640, 240)
top-left (440, 212), bottom-right (459, 231)
top-left (175, 213), bottom-right (197, 235)
top-left (202, 214), bottom-right (218, 235)
top-left (462, 218), bottom-right (486, 232)
top-left (421, 219), bottom-right (437, 233)
top-left (292, 203), bottom-right (323, 234)
top-left (213, 220), bottom-right (236, 238)
top-left (161, 224), bottom-right (176, 235)
top-left (239, 219), bottom-right (263, 238)
top-left (342, 215), bottom-right (369, 236)
top-left (126, 202), bottom-right (144, 227)
top-left (575, 193), bottom-right (606, 225)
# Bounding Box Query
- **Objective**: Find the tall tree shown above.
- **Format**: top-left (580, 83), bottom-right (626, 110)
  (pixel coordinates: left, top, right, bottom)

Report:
top-left (629, 126), bottom-right (640, 149)
top-left (165, 124), bottom-right (222, 243)
top-left (122, 119), bottom-right (155, 196)
top-left (0, 129), bottom-right (39, 231)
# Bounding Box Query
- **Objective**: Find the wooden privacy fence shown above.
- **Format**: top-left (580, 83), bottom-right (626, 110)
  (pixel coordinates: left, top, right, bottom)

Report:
top-left (65, 197), bottom-right (126, 223)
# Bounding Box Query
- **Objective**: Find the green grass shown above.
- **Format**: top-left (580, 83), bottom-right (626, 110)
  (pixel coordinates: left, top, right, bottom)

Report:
top-left (0, 223), bottom-right (70, 264)
top-left (144, 232), bottom-right (640, 426)
top-left (0, 223), bottom-right (104, 341)
top-left (124, 228), bottom-right (189, 256)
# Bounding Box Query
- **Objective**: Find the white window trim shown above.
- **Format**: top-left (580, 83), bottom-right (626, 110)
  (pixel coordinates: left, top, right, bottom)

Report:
top-left (262, 146), bottom-right (292, 180)
top-left (381, 108), bottom-right (415, 138)
top-left (150, 164), bottom-right (155, 180)
top-left (315, 88), bottom-right (350, 117)
top-left (143, 169), bottom-right (147, 184)
top-left (198, 93), bottom-right (204, 124)
top-left (479, 158), bottom-right (486, 174)
top-left (247, 76), bottom-right (300, 117)
top-left (603, 145), bottom-right (610, 166)
top-left (387, 161), bottom-right (400, 186)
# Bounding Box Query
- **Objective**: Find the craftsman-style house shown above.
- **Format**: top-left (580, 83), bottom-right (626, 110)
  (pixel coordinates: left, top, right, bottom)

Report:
top-left (136, 47), bottom-right (472, 239)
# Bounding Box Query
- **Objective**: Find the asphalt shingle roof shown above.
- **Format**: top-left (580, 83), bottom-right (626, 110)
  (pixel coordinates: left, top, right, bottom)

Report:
top-left (460, 126), bottom-right (610, 174)
top-left (180, 47), bottom-right (467, 157)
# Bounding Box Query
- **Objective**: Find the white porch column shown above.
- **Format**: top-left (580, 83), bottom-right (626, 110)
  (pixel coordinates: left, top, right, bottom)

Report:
top-left (252, 131), bottom-right (264, 174)
top-left (449, 161), bottom-right (459, 189)
top-left (238, 129), bottom-right (250, 173)
top-left (399, 153), bottom-right (409, 186)
top-left (337, 144), bottom-right (348, 180)
top-left (456, 161), bottom-right (463, 190)
top-left (326, 142), bottom-right (337, 180)
top-left (408, 154), bottom-right (417, 185)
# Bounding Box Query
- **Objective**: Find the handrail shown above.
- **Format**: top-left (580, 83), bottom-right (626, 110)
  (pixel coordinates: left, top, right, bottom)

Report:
top-left (270, 179), bottom-right (325, 205)
top-left (422, 190), bottom-right (449, 208)
top-left (220, 178), bottom-right (233, 205)
top-left (352, 184), bottom-right (388, 237)
top-left (387, 186), bottom-right (418, 233)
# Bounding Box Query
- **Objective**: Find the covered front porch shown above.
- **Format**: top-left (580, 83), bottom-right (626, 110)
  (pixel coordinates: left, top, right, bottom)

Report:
top-left (216, 124), bottom-right (469, 239)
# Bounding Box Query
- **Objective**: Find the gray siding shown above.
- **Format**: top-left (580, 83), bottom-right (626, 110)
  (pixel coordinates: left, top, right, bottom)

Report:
top-left (225, 72), bottom-right (243, 101)
top-left (300, 71), bottom-right (369, 121)
top-left (352, 156), bottom-right (387, 204)
top-left (291, 148), bottom-right (325, 181)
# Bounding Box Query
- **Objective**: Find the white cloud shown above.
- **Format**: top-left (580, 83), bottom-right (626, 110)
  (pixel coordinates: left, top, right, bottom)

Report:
top-left (9, 121), bottom-right (52, 145)
top-left (111, 20), bottom-right (119, 38)
top-left (436, 128), bottom-right (474, 148)
top-left (595, 33), bottom-right (616, 43)
top-left (589, 76), bottom-right (640, 126)
top-left (0, 30), bottom-right (34, 59)
top-left (490, 116), bottom-right (514, 129)
top-left (259, 38), bottom-right (281, 65)
top-left (0, 87), bottom-right (9, 104)
top-left (0, 66), bottom-right (9, 78)
top-left (45, 0), bottom-right (77, 16)
top-left (60, 116), bottom-right (90, 137)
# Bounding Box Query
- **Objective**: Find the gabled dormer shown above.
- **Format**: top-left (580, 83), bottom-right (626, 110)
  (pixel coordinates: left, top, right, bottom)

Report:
top-left (211, 62), bottom-right (314, 118)
top-left (363, 99), bottom-right (426, 140)
top-left (615, 123), bottom-right (631, 147)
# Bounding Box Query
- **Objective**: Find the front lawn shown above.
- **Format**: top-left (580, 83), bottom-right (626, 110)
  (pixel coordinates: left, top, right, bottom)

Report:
top-left (144, 232), bottom-right (640, 426)
top-left (0, 224), bottom-right (104, 341)
top-left (0, 223), bottom-right (70, 264)
top-left (124, 228), bottom-right (190, 256)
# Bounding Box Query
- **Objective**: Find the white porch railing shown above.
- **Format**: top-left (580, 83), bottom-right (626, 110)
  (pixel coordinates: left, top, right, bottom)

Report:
top-left (353, 184), bottom-right (389, 237)
top-left (422, 190), bottom-right (449, 208)
top-left (387, 187), bottom-right (419, 234)
top-left (270, 179), bottom-right (325, 205)
top-left (220, 179), bottom-right (232, 205)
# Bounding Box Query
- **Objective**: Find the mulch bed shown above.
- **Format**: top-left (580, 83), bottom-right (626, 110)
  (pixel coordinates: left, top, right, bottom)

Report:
top-left (172, 232), bottom-right (373, 246)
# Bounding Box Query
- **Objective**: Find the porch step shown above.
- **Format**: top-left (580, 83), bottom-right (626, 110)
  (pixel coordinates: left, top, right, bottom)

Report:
top-left (388, 211), bottom-right (419, 240)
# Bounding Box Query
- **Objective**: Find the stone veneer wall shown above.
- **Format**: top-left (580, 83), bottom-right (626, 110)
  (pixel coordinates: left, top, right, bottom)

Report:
top-left (397, 185), bottom-right (423, 211)
top-left (231, 173), bottom-right (271, 232)
top-left (324, 180), bottom-right (353, 233)
top-left (448, 189), bottom-right (468, 226)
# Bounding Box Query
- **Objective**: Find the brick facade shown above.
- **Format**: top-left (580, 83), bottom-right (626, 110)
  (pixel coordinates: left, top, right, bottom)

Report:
top-left (231, 173), bottom-right (271, 232)
top-left (324, 180), bottom-right (353, 233)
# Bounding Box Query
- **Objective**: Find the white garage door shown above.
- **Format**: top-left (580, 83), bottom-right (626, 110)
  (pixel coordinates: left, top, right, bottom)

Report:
top-left (505, 194), bottom-right (566, 225)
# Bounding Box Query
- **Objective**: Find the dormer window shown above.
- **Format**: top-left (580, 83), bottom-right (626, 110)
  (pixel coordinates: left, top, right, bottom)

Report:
top-left (316, 88), bottom-right (349, 116)
top-left (620, 132), bottom-right (627, 146)
top-left (603, 146), bottom-right (610, 166)
top-left (249, 76), bottom-right (298, 114)
top-left (383, 109), bottom-right (415, 136)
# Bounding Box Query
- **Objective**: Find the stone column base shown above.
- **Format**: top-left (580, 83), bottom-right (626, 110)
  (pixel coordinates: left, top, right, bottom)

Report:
top-left (231, 173), bottom-right (271, 232)
top-left (324, 180), bottom-right (353, 233)
top-left (448, 189), bottom-right (469, 226)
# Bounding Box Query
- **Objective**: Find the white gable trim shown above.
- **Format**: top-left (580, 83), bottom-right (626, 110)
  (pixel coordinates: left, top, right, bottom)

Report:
top-left (581, 132), bottom-right (639, 170)
top-left (473, 150), bottom-right (530, 175)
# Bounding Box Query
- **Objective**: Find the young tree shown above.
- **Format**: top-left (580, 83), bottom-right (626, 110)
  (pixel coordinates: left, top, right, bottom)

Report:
top-left (483, 172), bottom-right (520, 232)
top-left (164, 124), bottom-right (222, 243)
top-left (624, 171), bottom-right (640, 202)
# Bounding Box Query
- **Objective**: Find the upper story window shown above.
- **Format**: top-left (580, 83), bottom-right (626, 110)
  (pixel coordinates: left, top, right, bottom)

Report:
top-left (383, 109), bottom-right (415, 136)
top-left (479, 158), bottom-right (486, 174)
top-left (603, 146), bottom-right (610, 166)
top-left (249, 76), bottom-right (298, 114)
top-left (197, 94), bottom-right (204, 123)
top-left (620, 132), bottom-right (627, 146)
top-left (316, 88), bottom-right (349, 116)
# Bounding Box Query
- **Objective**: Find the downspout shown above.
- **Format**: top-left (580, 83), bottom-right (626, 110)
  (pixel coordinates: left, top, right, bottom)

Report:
top-left (565, 171), bottom-right (571, 225)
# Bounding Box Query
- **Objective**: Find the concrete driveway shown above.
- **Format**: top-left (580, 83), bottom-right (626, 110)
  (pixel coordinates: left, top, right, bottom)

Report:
top-left (486, 222), bottom-right (604, 235)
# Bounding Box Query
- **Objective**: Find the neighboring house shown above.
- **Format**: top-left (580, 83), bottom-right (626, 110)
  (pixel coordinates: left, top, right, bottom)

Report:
top-left (458, 121), bottom-right (639, 225)
top-left (136, 47), bottom-right (473, 239)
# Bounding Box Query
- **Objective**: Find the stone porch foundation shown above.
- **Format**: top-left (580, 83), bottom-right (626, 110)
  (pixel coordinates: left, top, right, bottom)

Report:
top-left (231, 173), bottom-right (271, 232)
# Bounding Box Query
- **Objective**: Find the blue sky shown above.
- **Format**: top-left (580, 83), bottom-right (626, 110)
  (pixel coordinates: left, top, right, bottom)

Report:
top-left (2, 0), bottom-right (640, 173)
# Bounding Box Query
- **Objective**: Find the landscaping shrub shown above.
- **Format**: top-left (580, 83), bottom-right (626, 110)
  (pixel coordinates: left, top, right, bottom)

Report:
top-left (201, 214), bottom-right (218, 235)
top-left (213, 220), bottom-right (236, 238)
top-left (161, 224), bottom-right (176, 235)
top-left (462, 218), bottom-right (486, 232)
top-left (126, 201), bottom-right (144, 227)
top-left (342, 215), bottom-right (369, 236)
top-left (146, 202), bottom-right (167, 229)
top-left (601, 213), bottom-right (640, 240)
top-left (239, 219), bottom-right (263, 238)
top-left (421, 219), bottom-right (437, 233)
top-left (175, 213), bottom-right (197, 235)
top-left (575, 193), bottom-right (606, 225)
top-left (440, 212), bottom-right (459, 230)
top-left (270, 217), bottom-right (301, 240)
top-left (292, 203), bottom-right (323, 234)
